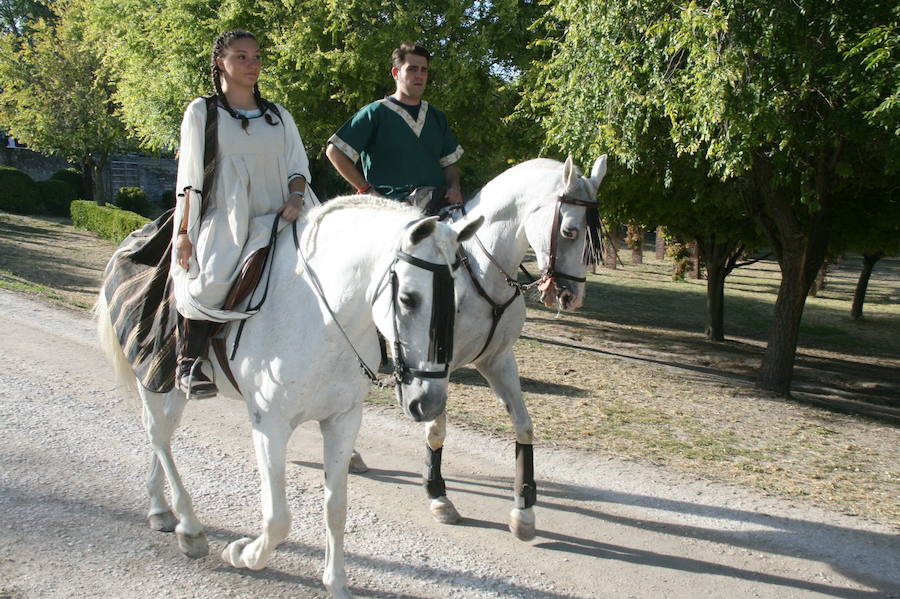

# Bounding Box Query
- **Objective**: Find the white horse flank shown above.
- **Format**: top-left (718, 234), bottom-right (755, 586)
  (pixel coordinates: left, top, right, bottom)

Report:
top-left (97, 196), bottom-right (481, 598)
top-left (356, 155), bottom-right (608, 541)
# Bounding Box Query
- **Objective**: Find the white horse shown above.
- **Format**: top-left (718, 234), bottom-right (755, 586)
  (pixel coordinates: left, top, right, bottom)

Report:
top-left (96, 196), bottom-right (481, 599)
top-left (354, 155), bottom-right (608, 542)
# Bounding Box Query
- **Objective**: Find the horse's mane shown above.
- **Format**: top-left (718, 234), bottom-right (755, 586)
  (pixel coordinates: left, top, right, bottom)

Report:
top-left (302, 195), bottom-right (420, 256)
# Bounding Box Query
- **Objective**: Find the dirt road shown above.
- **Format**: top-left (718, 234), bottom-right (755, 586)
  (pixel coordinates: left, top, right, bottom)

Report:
top-left (1, 289), bottom-right (897, 599)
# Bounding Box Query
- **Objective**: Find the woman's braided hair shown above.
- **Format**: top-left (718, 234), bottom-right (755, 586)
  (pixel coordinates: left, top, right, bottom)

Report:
top-left (210, 30), bottom-right (280, 131)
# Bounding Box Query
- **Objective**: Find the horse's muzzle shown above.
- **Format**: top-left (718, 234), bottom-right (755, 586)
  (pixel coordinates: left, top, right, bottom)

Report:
top-left (397, 382), bottom-right (447, 422)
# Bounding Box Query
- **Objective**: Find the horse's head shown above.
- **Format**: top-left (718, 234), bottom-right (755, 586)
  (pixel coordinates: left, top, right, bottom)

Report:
top-left (373, 215), bottom-right (483, 422)
top-left (525, 154), bottom-right (607, 311)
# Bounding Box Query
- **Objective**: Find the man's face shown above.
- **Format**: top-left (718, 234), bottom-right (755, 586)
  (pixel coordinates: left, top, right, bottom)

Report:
top-left (392, 53), bottom-right (429, 101)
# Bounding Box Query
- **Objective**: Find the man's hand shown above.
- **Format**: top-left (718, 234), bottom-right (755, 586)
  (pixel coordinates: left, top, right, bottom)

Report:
top-left (175, 233), bottom-right (193, 270)
top-left (445, 184), bottom-right (463, 205)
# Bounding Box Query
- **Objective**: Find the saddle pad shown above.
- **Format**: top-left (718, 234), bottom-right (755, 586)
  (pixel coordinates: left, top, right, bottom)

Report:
top-left (103, 209), bottom-right (179, 393)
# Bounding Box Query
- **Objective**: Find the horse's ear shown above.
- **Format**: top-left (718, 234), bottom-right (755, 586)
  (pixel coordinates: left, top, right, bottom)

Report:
top-left (406, 216), bottom-right (439, 246)
top-left (586, 154), bottom-right (608, 196)
top-left (563, 154), bottom-right (578, 192)
top-left (453, 215), bottom-right (484, 243)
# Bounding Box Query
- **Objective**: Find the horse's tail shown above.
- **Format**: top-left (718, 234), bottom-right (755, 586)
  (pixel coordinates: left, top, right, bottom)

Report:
top-left (94, 290), bottom-right (141, 409)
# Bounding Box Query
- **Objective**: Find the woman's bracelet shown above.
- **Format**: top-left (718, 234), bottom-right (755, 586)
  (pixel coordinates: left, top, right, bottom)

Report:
top-left (356, 184), bottom-right (371, 194)
top-left (290, 190), bottom-right (305, 199)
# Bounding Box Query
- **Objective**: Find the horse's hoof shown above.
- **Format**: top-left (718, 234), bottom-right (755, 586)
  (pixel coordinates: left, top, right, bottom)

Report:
top-left (177, 530), bottom-right (209, 558)
top-left (222, 537), bottom-right (252, 568)
top-left (324, 583), bottom-right (355, 599)
top-left (148, 511), bottom-right (177, 532)
top-left (429, 496), bottom-right (461, 524)
top-left (348, 450), bottom-right (369, 474)
top-left (222, 537), bottom-right (267, 570)
top-left (509, 507), bottom-right (536, 541)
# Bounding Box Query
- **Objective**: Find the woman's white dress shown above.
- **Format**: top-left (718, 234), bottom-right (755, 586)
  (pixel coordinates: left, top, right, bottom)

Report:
top-left (171, 98), bottom-right (319, 322)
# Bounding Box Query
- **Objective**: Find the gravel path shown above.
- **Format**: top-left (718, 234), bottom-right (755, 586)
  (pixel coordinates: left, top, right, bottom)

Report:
top-left (1, 289), bottom-right (897, 599)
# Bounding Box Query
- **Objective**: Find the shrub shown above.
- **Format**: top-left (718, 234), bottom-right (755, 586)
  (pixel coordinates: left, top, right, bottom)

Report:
top-left (36, 179), bottom-right (80, 217)
top-left (115, 186), bottom-right (155, 217)
top-left (49, 168), bottom-right (84, 197)
top-left (0, 166), bottom-right (42, 214)
top-left (70, 199), bottom-right (150, 243)
top-left (160, 189), bottom-right (176, 210)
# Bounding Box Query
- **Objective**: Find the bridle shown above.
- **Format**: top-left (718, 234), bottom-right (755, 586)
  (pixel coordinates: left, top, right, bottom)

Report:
top-left (294, 218), bottom-right (459, 389)
top-left (441, 183), bottom-right (599, 361)
top-left (385, 247), bottom-right (460, 386)
top-left (539, 191), bottom-right (600, 287)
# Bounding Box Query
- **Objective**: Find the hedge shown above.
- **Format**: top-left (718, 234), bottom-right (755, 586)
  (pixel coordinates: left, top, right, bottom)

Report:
top-left (70, 200), bottom-right (150, 244)
top-left (49, 168), bottom-right (84, 197)
top-left (115, 186), bottom-right (155, 218)
top-left (0, 166), bottom-right (42, 214)
top-left (160, 189), bottom-right (176, 210)
top-left (37, 179), bottom-right (80, 217)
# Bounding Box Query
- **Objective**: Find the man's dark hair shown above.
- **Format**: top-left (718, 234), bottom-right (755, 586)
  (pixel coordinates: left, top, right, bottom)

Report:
top-left (392, 43), bottom-right (431, 69)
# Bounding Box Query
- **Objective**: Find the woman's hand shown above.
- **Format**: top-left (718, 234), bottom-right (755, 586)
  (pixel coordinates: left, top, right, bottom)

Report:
top-left (280, 194), bottom-right (304, 222)
top-left (175, 232), bottom-right (193, 270)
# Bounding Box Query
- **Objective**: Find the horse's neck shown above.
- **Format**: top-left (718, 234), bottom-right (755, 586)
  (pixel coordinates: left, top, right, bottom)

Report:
top-left (463, 183), bottom-right (535, 275)
top-left (291, 210), bottom-right (399, 323)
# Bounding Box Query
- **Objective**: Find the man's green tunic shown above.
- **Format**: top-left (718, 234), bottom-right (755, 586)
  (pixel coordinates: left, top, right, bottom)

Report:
top-left (328, 99), bottom-right (463, 200)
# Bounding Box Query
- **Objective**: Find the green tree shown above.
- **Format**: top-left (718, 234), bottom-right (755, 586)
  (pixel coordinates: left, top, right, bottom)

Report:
top-left (78, 0), bottom-right (547, 195)
top-left (0, 13), bottom-right (126, 203)
top-left (522, 0), bottom-right (898, 394)
top-left (0, 0), bottom-right (53, 36)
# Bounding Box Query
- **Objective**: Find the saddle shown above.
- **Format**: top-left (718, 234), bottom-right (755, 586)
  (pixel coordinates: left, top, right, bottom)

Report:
top-left (209, 245), bottom-right (271, 393)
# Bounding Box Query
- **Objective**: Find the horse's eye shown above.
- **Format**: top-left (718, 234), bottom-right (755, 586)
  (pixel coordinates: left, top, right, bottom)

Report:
top-left (561, 226), bottom-right (579, 240)
top-left (399, 292), bottom-right (419, 309)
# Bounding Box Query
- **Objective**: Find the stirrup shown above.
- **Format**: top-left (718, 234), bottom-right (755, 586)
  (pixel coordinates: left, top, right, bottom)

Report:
top-left (177, 359), bottom-right (218, 399)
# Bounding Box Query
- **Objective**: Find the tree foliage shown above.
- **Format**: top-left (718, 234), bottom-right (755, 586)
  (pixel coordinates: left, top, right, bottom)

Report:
top-left (0, 10), bottom-right (126, 202)
top-left (0, 0), bottom-right (53, 36)
top-left (77, 0), bottom-right (548, 192)
top-left (522, 0), bottom-right (898, 393)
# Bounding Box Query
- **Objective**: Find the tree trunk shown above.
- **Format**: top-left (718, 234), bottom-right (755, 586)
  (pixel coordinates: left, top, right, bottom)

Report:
top-left (695, 238), bottom-right (739, 342)
top-left (81, 159), bottom-right (96, 204)
top-left (851, 252), bottom-right (883, 320)
top-left (627, 225), bottom-right (643, 264)
top-left (655, 226), bottom-right (666, 259)
top-left (603, 222), bottom-right (620, 269)
top-left (690, 242), bottom-right (701, 279)
top-left (809, 262), bottom-right (828, 297)
top-left (757, 263), bottom-right (809, 394)
top-left (750, 147), bottom-right (835, 396)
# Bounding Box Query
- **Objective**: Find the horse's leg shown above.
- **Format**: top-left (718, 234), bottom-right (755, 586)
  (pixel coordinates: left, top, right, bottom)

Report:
top-left (146, 453), bottom-right (177, 532)
top-left (476, 349), bottom-right (537, 541)
top-left (139, 387), bottom-right (209, 557)
top-left (319, 406), bottom-right (362, 599)
top-left (423, 412), bottom-right (461, 524)
top-left (222, 420), bottom-right (292, 571)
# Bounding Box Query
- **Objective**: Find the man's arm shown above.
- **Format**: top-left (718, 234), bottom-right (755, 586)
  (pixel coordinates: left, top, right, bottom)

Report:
top-left (443, 163), bottom-right (462, 204)
top-left (326, 144), bottom-right (381, 195)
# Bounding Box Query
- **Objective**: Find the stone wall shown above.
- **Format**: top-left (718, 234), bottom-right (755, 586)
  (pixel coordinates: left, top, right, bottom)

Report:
top-left (1, 147), bottom-right (71, 181)
top-left (105, 155), bottom-right (177, 205)
top-left (1, 147), bottom-right (176, 205)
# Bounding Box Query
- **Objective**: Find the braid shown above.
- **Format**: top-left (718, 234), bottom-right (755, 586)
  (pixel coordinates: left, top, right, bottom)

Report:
top-left (253, 84), bottom-right (280, 127)
top-left (210, 30), bottom-right (256, 131)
